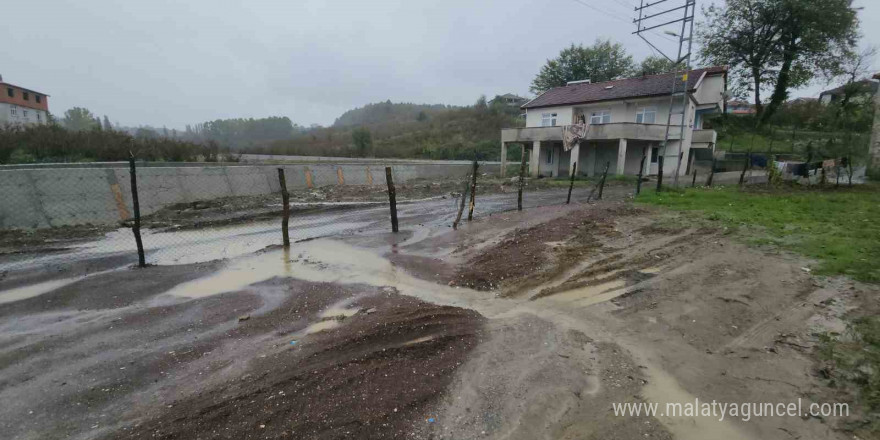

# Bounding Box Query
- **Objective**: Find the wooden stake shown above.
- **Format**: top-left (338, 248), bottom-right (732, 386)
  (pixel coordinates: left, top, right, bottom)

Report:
top-left (656, 155), bottom-right (664, 192)
top-left (597, 161), bottom-right (610, 200)
top-left (635, 154), bottom-right (646, 196)
top-left (691, 169), bottom-right (698, 187)
top-left (453, 176), bottom-right (469, 230)
top-left (739, 153), bottom-right (750, 187)
top-left (128, 153), bottom-right (145, 267)
top-left (278, 168), bottom-right (290, 247)
top-left (517, 146), bottom-right (527, 211)
top-left (385, 167), bottom-right (398, 233)
top-left (707, 158), bottom-right (716, 187)
top-left (467, 160), bottom-right (479, 221)
top-left (566, 161), bottom-right (577, 204)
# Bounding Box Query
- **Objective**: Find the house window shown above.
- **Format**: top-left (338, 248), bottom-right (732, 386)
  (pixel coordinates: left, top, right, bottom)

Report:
top-left (37, 112), bottom-right (42, 122)
top-left (636, 107), bottom-right (657, 124)
top-left (35, 95), bottom-right (42, 104)
top-left (23, 109), bottom-right (29, 118)
top-left (10, 105), bottom-right (17, 116)
top-left (22, 92), bottom-right (29, 101)
top-left (6, 88), bottom-right (13, 98)
top-left (541, 113), bottom-right (557, 127)
top-left (590, 110), bottom-right (611, 124)
top-left (651, 147), bottom-right (659, 164)
top-left (546, 147), bottom-right (554, 164)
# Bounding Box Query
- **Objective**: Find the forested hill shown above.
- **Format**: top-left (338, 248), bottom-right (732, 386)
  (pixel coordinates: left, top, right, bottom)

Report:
top-left (332, 101), bottom-right (454, 127)
top-left (247, 97), bottom-right (526, 161)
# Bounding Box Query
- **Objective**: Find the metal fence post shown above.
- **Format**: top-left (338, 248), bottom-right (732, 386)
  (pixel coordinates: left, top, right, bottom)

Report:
top-left (385, 166), bottom-right (398, 233)
top-left (278, 168), bottom-right (290, 247)
top-left (128, 153), bottom-right (145, 267)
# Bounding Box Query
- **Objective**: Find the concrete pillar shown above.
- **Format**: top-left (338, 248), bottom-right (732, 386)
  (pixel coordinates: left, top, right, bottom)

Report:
top-left (585, 143), bottom-right (597, 177)
top-left (617, 138), bottom-right (627, 175)
top-left (642, 146), bottom-right (650, 176)
top-left (500, 142), bottom-right (508, 178)
top-left (549, 143), bottom-right (560, 177)
top-left (530, 141), bottom-right (541, 177)
top-left (569, 143), bottom-right (580, 177)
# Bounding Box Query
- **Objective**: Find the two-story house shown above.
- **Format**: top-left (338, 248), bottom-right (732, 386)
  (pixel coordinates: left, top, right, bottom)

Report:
top-left (500, 66), bottom-right (727, 178)
top-left (0, 76), bottom-right (50, 126)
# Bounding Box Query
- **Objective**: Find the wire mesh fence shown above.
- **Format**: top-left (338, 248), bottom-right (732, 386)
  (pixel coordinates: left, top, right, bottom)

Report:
top-left (2, 160), bottom-right (588, 278)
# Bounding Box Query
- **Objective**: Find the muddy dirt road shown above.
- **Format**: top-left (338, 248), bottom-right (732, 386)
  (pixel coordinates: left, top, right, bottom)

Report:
top-left (0, 184), bottom-right (871, 439)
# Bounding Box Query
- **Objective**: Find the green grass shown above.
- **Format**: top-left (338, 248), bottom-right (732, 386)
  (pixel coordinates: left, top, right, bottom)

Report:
top-left (636, 184), bottom-right (880, 283)
top-left (817, 316), bottom-right (880, 434)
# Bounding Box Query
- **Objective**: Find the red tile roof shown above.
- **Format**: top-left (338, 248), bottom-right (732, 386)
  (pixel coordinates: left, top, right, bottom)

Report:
top-left (523, 66), bottom-right (727, 109)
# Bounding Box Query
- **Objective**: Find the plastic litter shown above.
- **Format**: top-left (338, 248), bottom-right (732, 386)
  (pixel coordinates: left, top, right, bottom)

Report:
top-left (427, 418), bottom-right (435, 423)
top-left (290, 340), bottom-right (298, 346)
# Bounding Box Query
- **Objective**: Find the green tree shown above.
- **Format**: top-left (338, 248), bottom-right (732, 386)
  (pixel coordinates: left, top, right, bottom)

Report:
top-left (699, 0), bottom-right (860, 125)
top-left (102, 115), bottom-right (113, 131)
top-left (637, 55), bottom-right (677, 75)
top-left (62, 107), bottom-right (99, 131)
top-left (351, 126), bottom-right (372, 157)
top-left (530, 39), bottom-right (636, 94)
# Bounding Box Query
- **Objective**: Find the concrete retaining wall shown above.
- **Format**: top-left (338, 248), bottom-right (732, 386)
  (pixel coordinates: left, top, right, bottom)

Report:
top-left (0, 162), bottom-right (495, 229)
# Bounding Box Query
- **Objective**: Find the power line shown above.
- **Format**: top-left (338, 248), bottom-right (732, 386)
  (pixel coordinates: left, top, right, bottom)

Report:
top-left (567, 0), bottom-right (678, 43)
top-left (569, 0), bottom-right (632, 23)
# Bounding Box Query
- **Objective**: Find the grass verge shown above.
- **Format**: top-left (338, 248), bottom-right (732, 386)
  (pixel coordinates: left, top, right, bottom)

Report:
top-left (635, 184), bottom-right (880, 283)
top-left (817, 316), bottom-right (880, 435)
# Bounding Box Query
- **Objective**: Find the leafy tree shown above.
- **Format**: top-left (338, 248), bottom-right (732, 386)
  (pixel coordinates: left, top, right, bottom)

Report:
top-left (62, 107), bottom-right (99, 131)
top-left (351, 126), bottom-right (372, 157)
top-left (699, 0), bottom-right (860, 125)
top-left (637, 55), bottom-right (677, 75)
top-left (102, 115), bottom-right (113, 131)
top-left (474, 95), bottom-right (488, 114)
top-left (530, 39), bottom-right (636, 94)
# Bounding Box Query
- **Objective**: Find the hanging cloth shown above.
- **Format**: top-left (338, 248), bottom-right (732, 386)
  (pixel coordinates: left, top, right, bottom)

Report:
top-left (563, 123), bottom-right (588, 151)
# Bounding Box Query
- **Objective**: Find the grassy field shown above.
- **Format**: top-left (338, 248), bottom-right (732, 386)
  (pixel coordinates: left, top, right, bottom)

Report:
top-left (636, 184), bottom-right (880, 283)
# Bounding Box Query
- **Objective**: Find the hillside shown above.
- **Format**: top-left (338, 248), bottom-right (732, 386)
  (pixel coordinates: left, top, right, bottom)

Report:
top-left (246, 98), bottom-right (526, 161)
top-left (333, 101), bottom-right (454, 127)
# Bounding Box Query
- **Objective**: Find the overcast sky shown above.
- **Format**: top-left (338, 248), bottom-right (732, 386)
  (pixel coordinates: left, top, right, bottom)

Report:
top-left (3, 0), bottom-right (878, 129)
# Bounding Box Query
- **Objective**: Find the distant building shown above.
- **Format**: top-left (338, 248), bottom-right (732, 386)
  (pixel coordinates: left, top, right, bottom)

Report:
top-left (491, 93), bottom-right (528, 107)
top-left (0, 76), bottom-right (50, 125)
top-left (787, 97), bottom-right (818, 105)
top-left (725, 100), bottom-right (756, 115)
top-left (501, 66), bottom-right (727, 178)
top-left (819, 79), bottom-right (879, 105)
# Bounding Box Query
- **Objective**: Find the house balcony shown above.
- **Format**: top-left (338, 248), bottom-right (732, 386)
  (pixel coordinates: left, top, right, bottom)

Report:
top-left (501, 123), bottom-right (703, 144)
top-left (692, 129), bottom-right (717, 144)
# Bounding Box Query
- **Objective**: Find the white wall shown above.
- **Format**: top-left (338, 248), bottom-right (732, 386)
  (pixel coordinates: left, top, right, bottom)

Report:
top-left (693, 74), bottom-right (725, 107)
top-left (525, 106), bottom-right (574, 128)
top-left (0, 103), bottom-right (48, 125)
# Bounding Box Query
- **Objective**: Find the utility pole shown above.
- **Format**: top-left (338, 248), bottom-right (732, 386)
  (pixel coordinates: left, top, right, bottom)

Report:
top-left (634, 0), bottom-right (696, 187)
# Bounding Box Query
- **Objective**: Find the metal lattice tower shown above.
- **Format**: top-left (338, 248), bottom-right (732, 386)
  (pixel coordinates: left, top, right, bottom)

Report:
top-left (633, 0), bottom-right (696, 186)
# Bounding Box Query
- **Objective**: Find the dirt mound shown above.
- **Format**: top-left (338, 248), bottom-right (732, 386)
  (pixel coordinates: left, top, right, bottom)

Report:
top-left (450, 202), bottom-right (639, 294)
top-left (109, 291), bottom-right (484, 440)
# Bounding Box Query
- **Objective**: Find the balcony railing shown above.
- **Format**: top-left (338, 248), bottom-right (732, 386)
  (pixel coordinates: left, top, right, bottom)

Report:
top-left (502, 123), bottom-right (716, 144)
